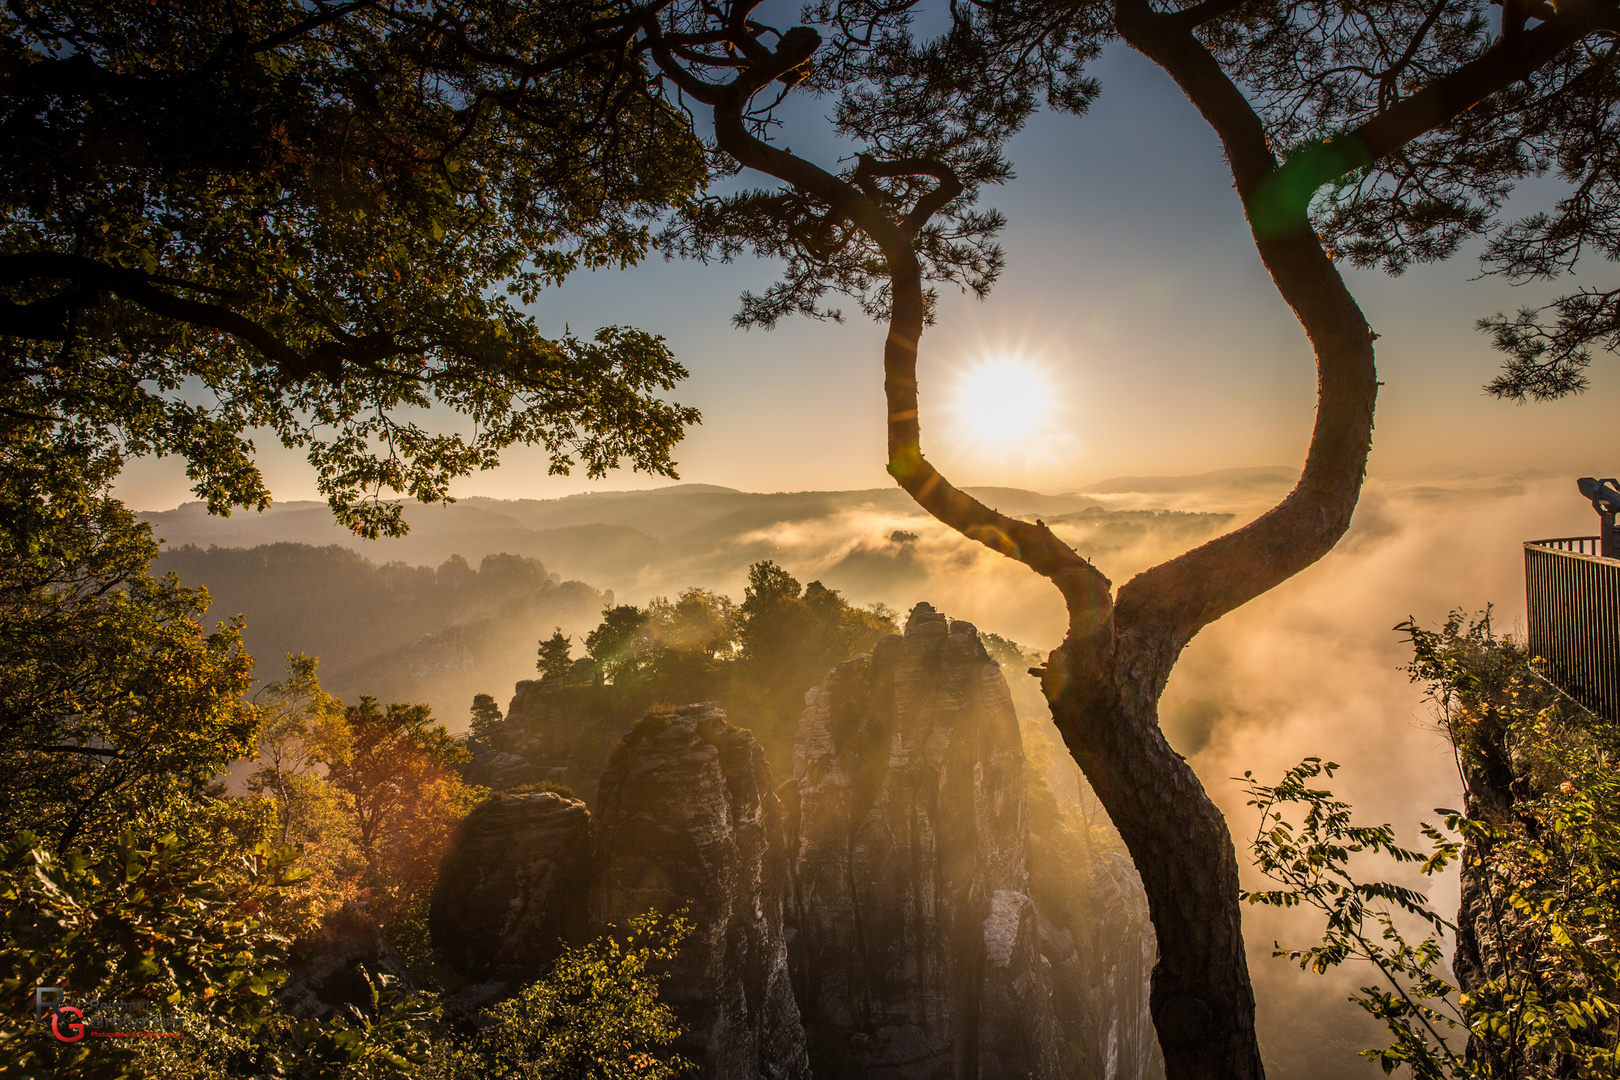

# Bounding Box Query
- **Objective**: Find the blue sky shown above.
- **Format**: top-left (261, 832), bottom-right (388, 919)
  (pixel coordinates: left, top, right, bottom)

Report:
top-left (114, 41), bottom-right (1617, 511)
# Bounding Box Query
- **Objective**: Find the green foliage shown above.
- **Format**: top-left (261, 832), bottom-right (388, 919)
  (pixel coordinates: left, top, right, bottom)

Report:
top-left (1241, 758), bottom-right (1468, 1077)
top-left (0, 445), bottom-right (259, 852)
top-left (1245, 612), bottom-right (1620, 1079)
top-left (246, 655), bottom-right (488, 936)
top-left (564, 562), bottom-right (893, 769)
top-left (737, 561), bottom-right (895, 696)
top-left (317, 696), bottom-right (483, 932)
top-left (646, 588), bottom-right (738, 660)
top-left (321, 699), bottom-right (465, 853)
top-left (538, 630), bottom-right (577, 681)
top-left (586, 605), bottom-right (656, 683)
top-left (272, 974), bottom-right (442, 1080)
top-left (435, 911), bottom-right (692, 1080)
top-left (247, 655), bottom-right (366, 931)
top-left (469, 694), bottom-right (505, 744)
top-left (1, 1), bottom-right (706, 536)
top-left (639, 588), bottom-right (740, 697)
top-left (1399, 610), bottom-right (1573, 797)
top-left (0, 829), bottom-right (304, 1078)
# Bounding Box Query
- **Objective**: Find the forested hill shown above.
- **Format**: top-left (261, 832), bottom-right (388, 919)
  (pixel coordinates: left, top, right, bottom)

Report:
top-left (156, 544), bottom-right (606, 724)
top-left (140, 483), bottom-right (1243, 632)
top-left (137, 484), bottom-right (1110, 585)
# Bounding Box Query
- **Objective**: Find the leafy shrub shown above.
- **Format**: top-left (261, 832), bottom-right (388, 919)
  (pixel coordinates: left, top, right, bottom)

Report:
top-left (1243, 613), bottom-right (1620, 1079)
top-left (434, 911), bottom-right (692, 1080)
top-left (0, 830), bottom-right (302, 1078)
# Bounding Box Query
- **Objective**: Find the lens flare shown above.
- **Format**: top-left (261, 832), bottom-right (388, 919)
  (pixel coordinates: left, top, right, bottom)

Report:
top-left (952, 357), bottom-right (1055, 448)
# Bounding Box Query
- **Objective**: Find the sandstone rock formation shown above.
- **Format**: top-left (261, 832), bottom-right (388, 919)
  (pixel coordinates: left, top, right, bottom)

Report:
top-left (593, 703), bottom-right (811, 1080)
top-left (1044, 852), bottom-right (1163, 1080)
top-left (459, 748), bottom-right (543, 791)
top-left (432, 708), bottom-right (810, 1080)
top-left (492, 675), bottom-right (636, 799)
top-left (431, 601), bottom-right (1161, 1080)
top-left (277, 903), bottom-right (416, 1020)
top-left (429, 792), bottom-right (592, 983)
top-left (787, 602), bottom-right (1064, 1080)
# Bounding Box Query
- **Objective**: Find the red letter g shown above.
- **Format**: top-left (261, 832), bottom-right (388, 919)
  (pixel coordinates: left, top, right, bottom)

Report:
top-left (50, 1006), bottom-right (84, 1042)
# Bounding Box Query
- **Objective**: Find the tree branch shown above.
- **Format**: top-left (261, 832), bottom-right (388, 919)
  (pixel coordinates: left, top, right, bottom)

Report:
top-left (1110, 0), bottom-right (1609, 684)
top-left (1174, 0), bottom-right (1252, 30)
top-left (648, 4), bottom-right (1111, 632)
top-left (25, 745), bottom-right (124, 757)
top-left (0, 251), bottom-right (416, 382)
top-left (1113, 0), bottom-right (1379, 687)
top-left (1258, 6), bottom-right (1613, 217)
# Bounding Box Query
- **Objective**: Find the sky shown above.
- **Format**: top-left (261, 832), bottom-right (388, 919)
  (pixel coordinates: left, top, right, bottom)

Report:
top-left (103, 30), bottom-right (1620, 1064)
top-left (112, 39), bottom-right (1618, 513)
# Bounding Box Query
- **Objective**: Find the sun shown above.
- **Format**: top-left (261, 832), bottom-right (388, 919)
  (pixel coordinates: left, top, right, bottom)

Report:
top-left (951, 356), bottom-right (1055, 448)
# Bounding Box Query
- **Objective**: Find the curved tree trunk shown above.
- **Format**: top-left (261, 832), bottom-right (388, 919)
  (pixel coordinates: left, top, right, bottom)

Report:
top-left (687, 37), bottom-right (1365, 1075)
top-left (635, 3), bottom-right (1587, 1075)
top-left (1044, 646), bottom-right (1264, 1080)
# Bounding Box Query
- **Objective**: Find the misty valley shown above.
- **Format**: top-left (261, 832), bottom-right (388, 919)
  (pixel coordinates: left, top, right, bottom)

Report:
top-left (8, 0), bottom-right (1620, 1077)
top-left (147, 488), bottom-right (1181, 1079)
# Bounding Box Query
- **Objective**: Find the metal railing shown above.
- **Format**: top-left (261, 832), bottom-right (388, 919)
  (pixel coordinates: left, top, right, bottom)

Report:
top-left (1531, 536), bottom-right (1605, 556)
top-left (1525, 538), bottom-right (1620, 722)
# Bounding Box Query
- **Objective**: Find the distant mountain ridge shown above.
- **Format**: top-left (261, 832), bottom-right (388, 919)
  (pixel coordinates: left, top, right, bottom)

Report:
top-left (137, 478), bottom-right (1245, 623)
top-left (136, 474), bottom-right (1279, 549)
top-left (1071, 465), bottom-right (1296, 495)
top-left (136, 484), bottom-right (1108, 572)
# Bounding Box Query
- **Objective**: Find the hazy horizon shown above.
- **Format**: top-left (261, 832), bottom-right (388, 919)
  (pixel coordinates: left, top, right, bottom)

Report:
top-left (107, 42), bottom-right (1620, 515)
top-left (140, 465), bottom-right (1603, 1080)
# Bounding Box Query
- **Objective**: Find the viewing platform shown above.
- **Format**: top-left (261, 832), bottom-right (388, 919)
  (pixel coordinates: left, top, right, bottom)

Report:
top-left (1525, 478), bottom-right (1620, 722)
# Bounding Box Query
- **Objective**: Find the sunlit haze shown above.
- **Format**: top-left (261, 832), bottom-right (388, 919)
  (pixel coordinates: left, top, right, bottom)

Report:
top-left (950, 357), bottom-right (1057, 450)
top-left (110, 46), bottom-right (1615, 512)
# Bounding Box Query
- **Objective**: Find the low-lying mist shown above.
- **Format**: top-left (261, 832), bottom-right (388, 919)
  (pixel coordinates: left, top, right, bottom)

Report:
top-left (789, 471), bottom-right (1590, 1078)
top-left (148, 469), bottom-right (1597, 1078)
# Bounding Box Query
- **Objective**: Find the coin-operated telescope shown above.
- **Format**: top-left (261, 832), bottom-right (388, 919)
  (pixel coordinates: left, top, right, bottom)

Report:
top-left (1578, 477), bottom-right (1620, 557)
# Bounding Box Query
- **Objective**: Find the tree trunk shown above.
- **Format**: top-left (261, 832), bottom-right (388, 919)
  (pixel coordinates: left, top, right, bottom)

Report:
top-left (658, 16), bottom-right (1379, 1080)
top-left (1043, 635), bottom-right (1265, 1080)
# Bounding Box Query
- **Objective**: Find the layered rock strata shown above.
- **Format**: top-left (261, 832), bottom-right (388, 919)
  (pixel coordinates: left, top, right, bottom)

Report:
top-left (593, 703), bottom-right (812, 1080)
top-left (429, 791), bottom-right (592, 983)
top-left (278, 903), bottom-right (416, 1020)
top-left (432, 602), bottom-right (1160, 1080)
top-left (787, 602), bottom-right (1064, 1080)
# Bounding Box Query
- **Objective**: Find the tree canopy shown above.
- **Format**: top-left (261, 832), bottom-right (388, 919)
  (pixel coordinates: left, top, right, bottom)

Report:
top-left (0, 444), bottom-right (258, 851)
top-left (529, 0), bottom-right (1620, 1074)
top-left (0, 0), bottom-right (706, 535)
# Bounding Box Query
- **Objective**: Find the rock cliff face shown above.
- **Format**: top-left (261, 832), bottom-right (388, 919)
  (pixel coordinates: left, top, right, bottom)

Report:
top-left (433, 707), bottom-right (810, 1080)
top-left (787, 602), bottom-right (1064, 1080)
top-left (429, 792), bottom-right (592, 984)
top-left (1067, 853), bottom-right (1162, 1080)
top-left (492, 676), bottom-right (636, 799)
top-left (431, 602), bottom-right (1160, 1080)
top-left (593, 704), bottom-right (811, 1080)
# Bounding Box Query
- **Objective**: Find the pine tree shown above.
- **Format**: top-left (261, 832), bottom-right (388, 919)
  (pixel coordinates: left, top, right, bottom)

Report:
top-left (537, 629), bottom-right (576, 682)
top-left (469, 694), bottom-right (504, 746)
